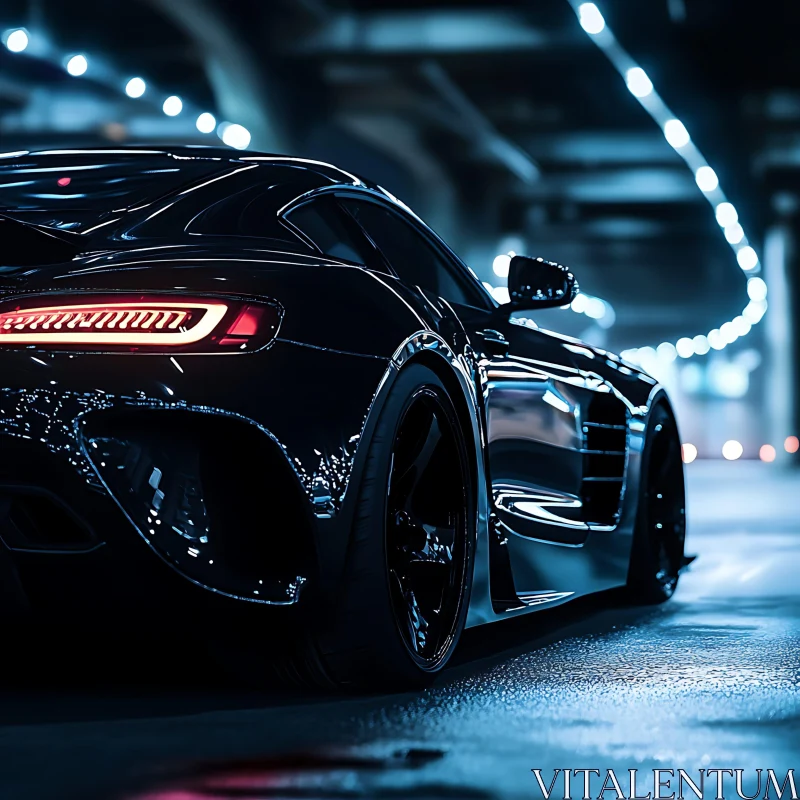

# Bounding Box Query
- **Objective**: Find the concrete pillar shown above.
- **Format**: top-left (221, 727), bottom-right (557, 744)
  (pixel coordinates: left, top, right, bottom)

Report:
top-left (763, 220), bottom-right (797, 463)
top-left (148, 0), bottom-right (290, 152)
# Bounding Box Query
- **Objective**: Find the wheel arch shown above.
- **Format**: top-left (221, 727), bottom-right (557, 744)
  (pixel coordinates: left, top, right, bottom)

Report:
top-left (642, 387), bottom-right (684, 468)
top-left (626, 385), bottom-right (682, 526)
top-left (647, 386), bottom-right (679, 421)
top-left (389, 333), bottom-right (487, 514)
top-left (626, 390), bottom-right (687, 598)
top-left (404, 352), bottom-right (481, 488)
top-left (643, 387), bottom-right (686, 499)
top-left (336, 331), bottom-right (494, 627)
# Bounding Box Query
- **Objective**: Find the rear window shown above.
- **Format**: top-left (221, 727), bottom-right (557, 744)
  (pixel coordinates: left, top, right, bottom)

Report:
top-left (0, 153), bottom-right (228, 231)
top-left (181, 169), bottom-right (332, 241)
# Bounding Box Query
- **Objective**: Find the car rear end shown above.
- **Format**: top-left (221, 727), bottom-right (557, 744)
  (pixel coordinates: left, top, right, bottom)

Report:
top-left (0, 150), bottom-right (420, 633)
top-left (0, 281), bottom-right (314, 618)
top-left (0, 274), bottom-right (393, 636)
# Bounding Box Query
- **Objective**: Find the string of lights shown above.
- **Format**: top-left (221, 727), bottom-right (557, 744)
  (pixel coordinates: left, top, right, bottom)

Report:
top-left (569, 2), bottom-right (792, 461)
top-left (566, 1), bottom-right (767, 367)
top-left (2, 26), bottom-right (252, 150)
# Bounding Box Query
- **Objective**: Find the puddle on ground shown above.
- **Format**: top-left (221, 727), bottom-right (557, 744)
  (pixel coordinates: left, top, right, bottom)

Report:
top-left (120, 747), bottom-right (498, 799)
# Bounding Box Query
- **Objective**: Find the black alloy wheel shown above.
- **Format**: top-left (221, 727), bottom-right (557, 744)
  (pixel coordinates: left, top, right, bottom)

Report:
top-left (386, 386), bottom-right (471, 670)
top-left (628, 403), bottom-right (686, 603)
top-left (297, 363), bottom-right (476, 690)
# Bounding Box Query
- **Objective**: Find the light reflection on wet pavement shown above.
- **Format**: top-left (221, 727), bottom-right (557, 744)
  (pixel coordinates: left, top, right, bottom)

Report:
top-left (0, 462), bottom-right (798, 800)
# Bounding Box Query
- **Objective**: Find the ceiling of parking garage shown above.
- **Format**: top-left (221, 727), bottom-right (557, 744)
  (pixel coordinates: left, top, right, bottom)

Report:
top-left (0, 0), bottom-right (793, 351)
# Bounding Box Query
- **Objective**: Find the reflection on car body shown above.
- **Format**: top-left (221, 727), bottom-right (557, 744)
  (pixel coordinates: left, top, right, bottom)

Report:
top-left (0, 147), bottom-right (686, 689)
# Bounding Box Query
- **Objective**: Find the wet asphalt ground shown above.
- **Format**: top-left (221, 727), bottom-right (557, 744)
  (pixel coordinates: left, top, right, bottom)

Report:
top-left (0, 461), bottom-right (797, 800)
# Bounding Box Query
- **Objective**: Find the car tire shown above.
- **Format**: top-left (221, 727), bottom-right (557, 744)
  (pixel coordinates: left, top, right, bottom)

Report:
top-left (626, 403), bottom-right (686, 604)
top-left (299, 363), bottom-right (476, 690)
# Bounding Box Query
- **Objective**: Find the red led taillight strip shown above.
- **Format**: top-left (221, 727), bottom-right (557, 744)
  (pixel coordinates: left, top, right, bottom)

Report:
top-left (0, 301), bottom-right (228, 345)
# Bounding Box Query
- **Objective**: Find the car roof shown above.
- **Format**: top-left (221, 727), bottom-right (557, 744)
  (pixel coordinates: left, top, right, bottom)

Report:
top-left (16, 146), bottom-right (376, 190)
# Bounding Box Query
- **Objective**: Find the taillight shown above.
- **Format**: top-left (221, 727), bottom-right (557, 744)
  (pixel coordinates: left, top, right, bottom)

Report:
top-left (0, 296), bottom-right (280, 353)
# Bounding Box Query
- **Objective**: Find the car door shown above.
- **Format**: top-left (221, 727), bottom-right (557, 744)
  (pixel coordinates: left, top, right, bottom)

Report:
top-left (338, 198), bottom-right (588, 526)
top-left (339, 197), bottom-right (626, 602)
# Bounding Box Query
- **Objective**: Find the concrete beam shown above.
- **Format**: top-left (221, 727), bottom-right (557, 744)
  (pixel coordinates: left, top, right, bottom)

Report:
top-left (524, 131), bottom-right (682, 166)
top-left (284, 9), bottom-right (580, 56)
top-left (420, 60), bottom-right (540, 184)
top-left (512, 167), bottom-right (700, 203)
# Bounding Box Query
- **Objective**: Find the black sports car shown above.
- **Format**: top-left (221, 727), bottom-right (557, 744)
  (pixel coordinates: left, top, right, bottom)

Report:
top-left (0, 147), bottom-right (686, 689)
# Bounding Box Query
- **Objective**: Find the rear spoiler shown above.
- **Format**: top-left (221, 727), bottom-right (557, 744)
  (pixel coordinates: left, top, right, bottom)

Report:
top-left (0, 213), bottom-right (86, 267)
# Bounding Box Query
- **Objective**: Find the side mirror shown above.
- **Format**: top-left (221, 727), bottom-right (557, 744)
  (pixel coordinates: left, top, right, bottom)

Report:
top-left (507, 255), bottom-right (579, 310)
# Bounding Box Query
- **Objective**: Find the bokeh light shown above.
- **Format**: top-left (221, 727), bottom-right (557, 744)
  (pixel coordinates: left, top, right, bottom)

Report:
top-left (724, 223), bottom-right (744, 245)
top-left (196, 112), bottom-right (216, 134)
top-left (221, 123), bottom-right (251, 150)
top-left (626, 67), bottom-right (653, 98)
top-left (162, 96), bottom-right (183, 116)
top-left (4, 29), bottom-right (29, 53)
top-left (663, 119), bottom-right (690, 149)
top-left (125, 78), bottom-right (146, 98)
top-left (695, 166), bottom-right (719, 192)
top-left (737, 246), bottom-right (759, 271)
top-left (492, 254), bottom-right (511, 278)
top-left (715, 202), bottom-right (738, 227)
top-left (578, 3), bottom-right (605, 35)
top-left (747, 277), bottom-right (768, 301)
top-left (66, 54), bottom-right (88, 76)
top-left (692, 334), bottom-right (710, 355)
top-left (675, 337), bottom-right (694, 358)
top-left (491, 286), bottom-right (510, 305)
top-left (722, 440), bottom-right (744, 461)
top-left (657, 342), bottom-right (677, 362)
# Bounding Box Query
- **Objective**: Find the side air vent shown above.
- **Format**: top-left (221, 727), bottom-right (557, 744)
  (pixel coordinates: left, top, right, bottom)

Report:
top-left (580, 393), bottom-right (628, 526)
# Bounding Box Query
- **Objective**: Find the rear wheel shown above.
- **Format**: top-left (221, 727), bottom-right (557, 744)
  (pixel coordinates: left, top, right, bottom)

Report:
top-left (385, 381), bottom-right (472, 671)
top-left (627, 403), bottom-right (686, 604)
top-left (299, 363), bottom-right (474, 689)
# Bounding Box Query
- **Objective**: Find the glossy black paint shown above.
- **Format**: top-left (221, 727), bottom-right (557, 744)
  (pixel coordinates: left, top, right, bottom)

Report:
top-left (0, 147), bottom-right (675, 631)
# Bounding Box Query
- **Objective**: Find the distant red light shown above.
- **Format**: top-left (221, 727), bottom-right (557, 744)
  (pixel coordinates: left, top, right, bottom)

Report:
top-left (57, 177), bottom-right (71, 187)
